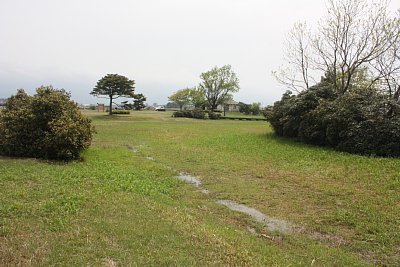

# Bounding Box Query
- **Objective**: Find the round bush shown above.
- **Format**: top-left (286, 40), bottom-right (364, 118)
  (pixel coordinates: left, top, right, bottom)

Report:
top-left (208, 112), bottom-right (221, 120)
top-left (192, 108), bottom-right (205, 119)
top-left (172, 111), bottom-right (186, 117)
top-left (0, 86), bottom-right (93, 160)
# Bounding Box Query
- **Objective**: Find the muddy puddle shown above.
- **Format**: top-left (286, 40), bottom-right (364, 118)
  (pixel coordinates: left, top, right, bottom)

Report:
top-left (176, 172), bottom-right (293, 234)
top-left (126, 146), bottom-right (295, 235)
top-left (127, 145), bottom-right (140, 153)
top-left (176, 171), bottom-right (294, 234)
top-left (177, 173), bottom-right (209, 194)
top-left (217, 200), bottom-right (295, 234)
top-left (177, 173), bottom-right (202, 186)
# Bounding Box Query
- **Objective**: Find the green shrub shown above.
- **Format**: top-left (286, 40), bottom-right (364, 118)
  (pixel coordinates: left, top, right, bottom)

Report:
top-left (337, 118), bottom-right (400, 157)
top-left (172, 110), bottom-right (192, 118)
top-left (266, 75), bottom-right (400, 157)
top-left (265, 91), bottom-right (299, 137)
top-left (239, 102), bottom-right (252, 114)
top-left (172, 110), bottom-right (186, 117)
top-left (183, 110), bottom-right (193, 118)
top-left (208, 112), bottom-right (221, 120)
top-left (192, 108), bottom-right (206, 119)
top-left (0, 86), bottom-right (93, 160)
top-left (0, 89), bottom-right (36, 157)
top-left (173, 109), bottom-right (205, 119)
top-left (325, 88), bottom-right (400, 156)
top-left (111, 109), bottom-right (130, 115)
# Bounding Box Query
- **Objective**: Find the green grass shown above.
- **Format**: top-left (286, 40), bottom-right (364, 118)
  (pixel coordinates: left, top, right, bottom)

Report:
top-left (222, 111), bottom-right (265, 118)
top-left (1, 110), bottom-right (399, 266)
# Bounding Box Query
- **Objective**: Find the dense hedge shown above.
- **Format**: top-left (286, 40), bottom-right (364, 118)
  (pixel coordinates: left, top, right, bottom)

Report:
top-left (265, 77), bottom-right (400, 157)
top-left (208, 112), bottom-right (221, 120)
top-left (172, 109), bottom-right (224, 120)
top-left (111, 109), bottom-right (130, 114)
top-left (0, 86), bottom-right (93, 160)
top-left (172, 109), bottom-right (206, 119)
top-left (172, 110), bottom-right (193, 118)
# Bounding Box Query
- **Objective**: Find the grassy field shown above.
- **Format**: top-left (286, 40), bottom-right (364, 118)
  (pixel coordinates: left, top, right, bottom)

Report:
top-left (221, 111), bottom-right (265, 118)
top-left (1, 110), bottom-right (399, 266)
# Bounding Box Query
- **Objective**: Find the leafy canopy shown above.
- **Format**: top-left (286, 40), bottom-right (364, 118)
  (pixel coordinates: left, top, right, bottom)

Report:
top-left (168, 88), bottom-right (192, 110)
top-left (133, 93), bottom-right (147, 110)
top-left (199, 65), bottom-right (239, 110)
top-left (91, 74), bottom-right (135, 115)
top-left (91, 74), bottom-right (135, 97)
top-left (189, 88), bottom-right (206, 109)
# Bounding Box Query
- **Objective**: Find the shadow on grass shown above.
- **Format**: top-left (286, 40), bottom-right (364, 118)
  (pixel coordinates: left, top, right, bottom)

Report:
top-left (261, 132), bottom-right (328, 150)
top-left (260, 132), bottom-right (397, 160)
top-left (0, 154), bottom-right (86, 165)
top-left (260, 132), bottom-right (357, 160)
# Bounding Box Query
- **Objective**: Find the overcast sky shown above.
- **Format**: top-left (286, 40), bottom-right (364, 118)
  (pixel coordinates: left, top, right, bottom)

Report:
top-left (0, 0), bottom-right (398, 106)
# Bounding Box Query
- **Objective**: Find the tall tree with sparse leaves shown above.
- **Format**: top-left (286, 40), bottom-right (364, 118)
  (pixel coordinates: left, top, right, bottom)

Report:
top-left (91, 74), bottom-right (135, 115)
top-left (199, 65), bottom-right (240, 111)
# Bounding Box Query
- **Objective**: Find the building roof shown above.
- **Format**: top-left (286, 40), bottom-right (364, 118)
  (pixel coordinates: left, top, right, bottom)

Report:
top-left (225, 100), bottom-right (239, 105)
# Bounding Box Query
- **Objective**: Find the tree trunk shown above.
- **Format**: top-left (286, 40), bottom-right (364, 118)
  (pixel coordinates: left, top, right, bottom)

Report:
top-left (109, 96), bottom-right (113, 115)
top-left (211, 102), bottom-right (217, 112)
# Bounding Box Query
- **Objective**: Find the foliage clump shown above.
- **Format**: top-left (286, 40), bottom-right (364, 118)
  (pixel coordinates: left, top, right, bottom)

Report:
top-left (208, 112), bottom-right (221, 120)
top-left (111, 109), bottom-right (130, 115)
top-left (168, 88), bottom-right (192, 110)
top-left (172, 110), bottom-right (192, 118)
top-left (192, 108), bottom-right (206, 119)
top-left (239, 102), bottom-right (261, 115)
top-left (132, 93), bottom-right (146, 110)
top-left (171, 111), bottom-right (184, 117)
top-left (266, 74), bottom-right (400, 157)
top-left (168, 88), bottom-right (207, 110)
top-left (172, 109), bottom-right (206, 119)
top-left (0, 86), bottom-right (93, 160)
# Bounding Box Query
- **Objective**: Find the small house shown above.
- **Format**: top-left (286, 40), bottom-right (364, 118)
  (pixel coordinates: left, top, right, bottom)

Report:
top-left (217, 100), bottom-right (240, 112)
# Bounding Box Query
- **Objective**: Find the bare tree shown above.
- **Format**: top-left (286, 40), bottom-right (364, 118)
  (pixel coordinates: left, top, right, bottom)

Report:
top-left (273, 23), bottom-right (313, 92)
top-left (372, 10), bottom-right (400, 100)
top-left (275, 0), bottom-right (400, 95)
